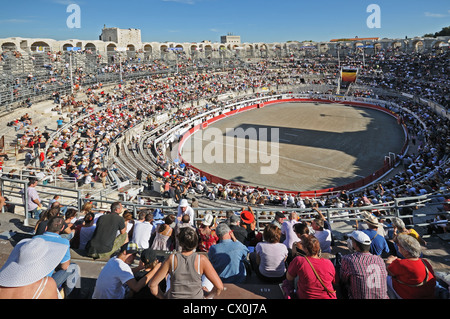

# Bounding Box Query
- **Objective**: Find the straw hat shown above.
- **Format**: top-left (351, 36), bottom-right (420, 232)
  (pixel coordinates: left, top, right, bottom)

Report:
top-left (363, 211), bottom-right (379, 227)
top-left (0, 238), bottom-right (67, 287)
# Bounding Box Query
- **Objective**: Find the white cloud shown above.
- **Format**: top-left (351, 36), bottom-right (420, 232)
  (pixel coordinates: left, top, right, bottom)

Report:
top-left (424, 12), bottom-right (448, 18)
top-left (0, 19), bottom-right (34, 24)
top-left (51, 0), bottom-right (82, 5)
top-left (163, 0), bottom-right (196, 4)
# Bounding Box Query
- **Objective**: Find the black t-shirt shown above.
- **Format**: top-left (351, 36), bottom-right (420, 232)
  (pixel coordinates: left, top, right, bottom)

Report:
top-left (88, 213), bottom-right (125, 254)
top-left (230, 224), bottom-right (248, 245)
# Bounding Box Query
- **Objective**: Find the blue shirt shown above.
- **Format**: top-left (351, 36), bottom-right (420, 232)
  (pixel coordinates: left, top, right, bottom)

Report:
top-left (35, 232), bottom-right (71, 276)
top-left (208, 239), bottom-right (249, 284)
top-left (361, 229), bottom-right (390, 256)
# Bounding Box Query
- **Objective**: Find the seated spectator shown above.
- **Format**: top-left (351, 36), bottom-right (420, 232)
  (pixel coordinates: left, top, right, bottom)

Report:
top-left (151, 214), bottom-right (176, 251)
top-left (92, 243), bottom-right (160, 299)
top-left (197, 213), bottom-right (218, 252)
top-left (132, 211), bottom-right (154, 250)
top-left (360, 213), bottom-right (390, 257)
top-left (281, 212), bottom-right (298, 251)
top-left (86, 202), bottom-right (127, 260)
top-left (34, 216), bottom-right (80, 298)
top-left (148, 227), bottom-right (224, 299)
top-left (228, 214), bottom-right (247, 245)
top-left (34, 207), bottom-right (60, 236)
top-left (288, 222), bottom-right (310, 264)
top-left (311, 217), bottom-right (332, 254)
top-left (386, 234), bottom-right (436, 299)
top-left (0, 237), bottom-right (68, 299)
top-left (133, 249), bottom-right (166, 299)
top-left (174, 214), bottom-right (194, 252)
top-left (250, 224), bottom-right (288, 284)
top-left (340, 231), bottom-right (389, 299)
top-left (391, 217), bottom-right (426, 257)
top-left (208, 223), bottom-right (249, 284)
top-left (71, 212), bottom-right (96, 251)
top-left (286, 234), bottom-right (337, 299)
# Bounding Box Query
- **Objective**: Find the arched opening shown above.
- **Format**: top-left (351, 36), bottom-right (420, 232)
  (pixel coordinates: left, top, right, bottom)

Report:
top-left (1, 42), bottom-right (17, 51)
top-left (414, 41), bottom-right (424, 53)
top-left (85, 43), bottom-right (97, 52)
top-left (106, 43), bottom-right (117, 52)
top-left (127, 44), bottom-right (135, 52)
top-left (204, 45), bottom-right (213, 58)
top-left (144, 44), bottom-right (152, 53)
top-left (62, 43), bottom-right (74, 51)
top-left (31, 41), bottom-right (50, 52)
top-left (260, 44), bottom-right (268, 58)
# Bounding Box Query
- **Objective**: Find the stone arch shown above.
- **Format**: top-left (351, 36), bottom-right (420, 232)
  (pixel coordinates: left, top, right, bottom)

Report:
top-left (246, 44), bottom-right (254, 57)
top-left (392, 41), bottom-right (402, 49)
top-left (85, 43), bottom-right (97, 52)
top-left (190, 45), bottom-right (198, 57)
top-left (204, 45), bottom-right (213, 57)
top-left (106, 43), bottom-right (117, 51)
top-left (143, 44), bottom-right (153, 54)
top-left (433, 41), bottom-right (445, 48)
top-left (127, 44), bottom-right (135, 52)
top-left (31, 41), bottom-right (50, 52)
top-left (1, 42), bottom-right (17, 51)
top-left (62, 43), bottom-right (74, 51)
top-left (413, 40), bottom-right (424, 52)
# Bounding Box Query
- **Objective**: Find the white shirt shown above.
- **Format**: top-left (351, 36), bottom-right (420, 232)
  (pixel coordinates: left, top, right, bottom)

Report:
top-left (177, 206), bottom-right (195, 227)
top-left (312, 229), bottom-right (332, 253)
top-left (281, 219), bottom-right (298, 250)
top-left (132, 221), bottom-right (153, 249)
top-left (92, 257), bottom-right (134, 299)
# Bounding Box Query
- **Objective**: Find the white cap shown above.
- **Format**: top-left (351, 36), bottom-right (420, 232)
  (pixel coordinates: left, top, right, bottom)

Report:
top-left (179, 199), bottom-right (189, 207)
top-left (349, 231), bottom-right (372, 245)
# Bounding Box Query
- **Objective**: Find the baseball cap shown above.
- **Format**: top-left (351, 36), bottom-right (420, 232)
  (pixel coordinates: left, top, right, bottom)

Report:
top-left (349, 231), bottom-right (372, 245)
top-left (121, 242), bottom-right (139, 255)
top-left (140, 249), bottom-right (158, 265)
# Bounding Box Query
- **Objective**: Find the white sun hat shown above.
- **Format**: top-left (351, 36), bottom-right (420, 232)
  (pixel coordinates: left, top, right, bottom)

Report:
top-left (0, 237), bottom-right (68, 287)
top-left (179, 199), bottom-right (189, 207)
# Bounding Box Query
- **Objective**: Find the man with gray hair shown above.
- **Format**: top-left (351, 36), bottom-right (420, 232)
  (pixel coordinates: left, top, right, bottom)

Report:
top-left (208, 223), bottom-right (249, 284)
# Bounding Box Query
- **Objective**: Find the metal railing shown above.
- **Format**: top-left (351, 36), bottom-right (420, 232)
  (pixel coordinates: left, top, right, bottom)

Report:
top-left (1, 175), bottom-right (448, 235)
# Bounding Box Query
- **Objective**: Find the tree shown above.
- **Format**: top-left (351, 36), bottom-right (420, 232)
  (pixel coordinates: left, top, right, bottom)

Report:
top-left (424, 26), bottom-right (450, 37)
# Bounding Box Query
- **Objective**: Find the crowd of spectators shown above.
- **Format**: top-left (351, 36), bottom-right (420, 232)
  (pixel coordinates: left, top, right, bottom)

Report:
top-left (0, 195), bottom-right (447, 299)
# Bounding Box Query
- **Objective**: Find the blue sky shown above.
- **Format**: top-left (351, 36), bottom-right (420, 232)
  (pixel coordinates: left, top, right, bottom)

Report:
top-left (0, 0), bottom-right (449, 43)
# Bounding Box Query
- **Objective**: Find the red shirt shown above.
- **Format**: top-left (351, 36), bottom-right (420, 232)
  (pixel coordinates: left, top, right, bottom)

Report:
top-left (288, 256), bottom-right (337, 299)
top-left (388, 258), bottom-right (436, 299)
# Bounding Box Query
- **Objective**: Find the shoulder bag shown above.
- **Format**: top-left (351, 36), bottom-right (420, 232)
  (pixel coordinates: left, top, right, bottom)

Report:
top-left (305, 257), bottom-right (336, 295)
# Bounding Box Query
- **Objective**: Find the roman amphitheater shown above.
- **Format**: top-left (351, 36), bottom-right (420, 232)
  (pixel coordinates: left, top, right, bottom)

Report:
top-left (0, 26), bottom-right (449, 300)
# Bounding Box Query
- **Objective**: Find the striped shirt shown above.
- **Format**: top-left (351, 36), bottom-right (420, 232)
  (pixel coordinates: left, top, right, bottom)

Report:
top-left (340, 252), bottom-right (389, 299)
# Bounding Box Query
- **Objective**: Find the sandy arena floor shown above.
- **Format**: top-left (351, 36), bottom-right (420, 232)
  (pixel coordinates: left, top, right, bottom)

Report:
top-left (181, 102), bottom-right (406, 192)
